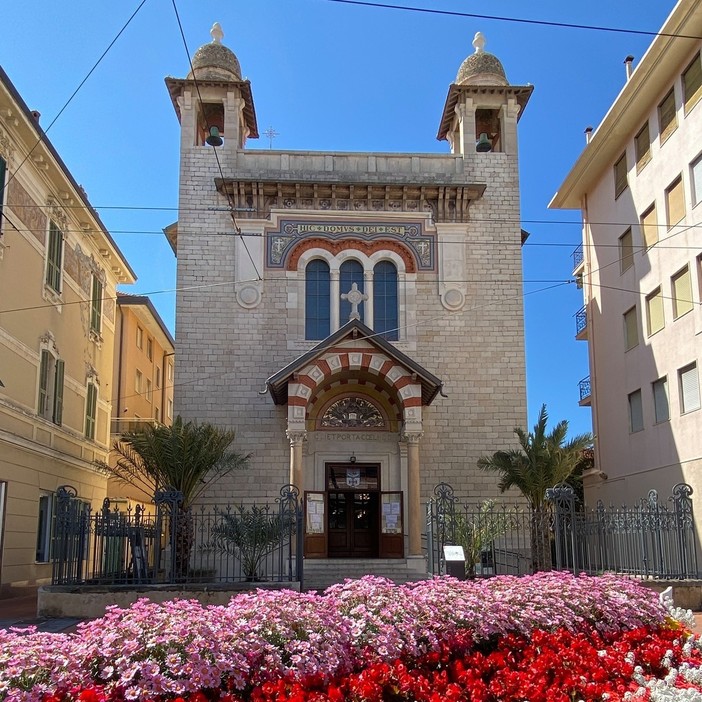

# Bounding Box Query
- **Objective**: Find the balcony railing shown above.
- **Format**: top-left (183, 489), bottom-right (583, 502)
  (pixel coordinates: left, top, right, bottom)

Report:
top-left (575, 305), bottom-right (587, 338)
top-left (110, 418), bottom-right (161, 435)
top-left (572, 244), bottom-right (584, 272)
top-left (578, 376), bottom-right (591, 405)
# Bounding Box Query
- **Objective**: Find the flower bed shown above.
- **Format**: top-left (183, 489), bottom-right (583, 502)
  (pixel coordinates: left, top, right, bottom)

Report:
top-left (1, 573), bottom-right (701, 702)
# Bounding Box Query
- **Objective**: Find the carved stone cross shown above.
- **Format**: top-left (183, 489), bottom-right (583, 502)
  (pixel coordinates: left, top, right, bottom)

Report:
top-left (340, 282), bottom-right (368, 321)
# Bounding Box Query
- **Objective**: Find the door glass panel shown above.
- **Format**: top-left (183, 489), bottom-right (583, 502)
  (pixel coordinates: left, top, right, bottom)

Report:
top-left (353, 493), bottom-right (371, 530)
top-left (328, 493), bottom-right (347, 530)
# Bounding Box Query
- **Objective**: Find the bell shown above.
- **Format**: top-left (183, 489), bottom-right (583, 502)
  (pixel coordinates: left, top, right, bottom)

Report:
top-left (205, 126), bottom-right (223, 147)
top-left (476, 132), bottom-right (492, 152)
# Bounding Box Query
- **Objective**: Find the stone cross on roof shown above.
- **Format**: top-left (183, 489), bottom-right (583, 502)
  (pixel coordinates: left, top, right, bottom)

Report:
top-left (341, 283), bottom-right (368, 321)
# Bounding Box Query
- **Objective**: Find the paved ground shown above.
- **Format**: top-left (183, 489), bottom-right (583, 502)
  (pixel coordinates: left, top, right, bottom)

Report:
top-left (1, 589), bottom-right (702, 635)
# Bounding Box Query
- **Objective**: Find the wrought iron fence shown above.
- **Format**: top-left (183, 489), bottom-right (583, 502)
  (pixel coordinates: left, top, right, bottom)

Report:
top-left (572, 244), bottom-right (584, 271)
top-left (426, 483), bottom-right (535, 577)
top-left (426, 482), bottom-right (699, 580)
top-left (51, 484), bottom-right (303, 587)
top-left (575, 305), bottom-right (587, 336)
top-left (579, 376), bottom-right (591, 402)
top-left (548, 483), bottom-right (698, 579)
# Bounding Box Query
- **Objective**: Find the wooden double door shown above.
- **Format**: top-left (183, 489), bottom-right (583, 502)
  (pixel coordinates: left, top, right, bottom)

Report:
top-left (304, 463), bottom-right (404, 559)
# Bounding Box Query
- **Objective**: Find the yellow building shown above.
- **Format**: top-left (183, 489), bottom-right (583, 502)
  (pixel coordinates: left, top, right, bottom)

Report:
top-left (108, 293), bottom-right (175, 505)
top-left (0, 67), bottom-right (136, 595)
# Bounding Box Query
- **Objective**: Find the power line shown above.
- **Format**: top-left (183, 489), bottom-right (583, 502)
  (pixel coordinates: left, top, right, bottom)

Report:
top-left (323, 0), bottom-right (702, 41)
top-left (0, 0), bottom-right (149, 199)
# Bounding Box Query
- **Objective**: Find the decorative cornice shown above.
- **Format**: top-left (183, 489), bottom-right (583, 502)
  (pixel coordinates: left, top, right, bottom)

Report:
top-left (46, 196), bottom-right (68, 230)
top-left (0, 125), bottom-right (14, 163)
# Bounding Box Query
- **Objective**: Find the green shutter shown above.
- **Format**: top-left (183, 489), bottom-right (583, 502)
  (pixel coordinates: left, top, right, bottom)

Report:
top-left (0, 156), bottom-right (6, 225)
top-left (90, 276), bottom-right (102, 332)
top-left (684, 54), bottom-right (702, 111)
top-left (38, 350), bottom-right (50, 415)
top-left (85, 383), bottom-right (97, 439)
top-left (53, 359), bottom-right (64, 425)
top-left (46, 222), bottom-right (63, 292)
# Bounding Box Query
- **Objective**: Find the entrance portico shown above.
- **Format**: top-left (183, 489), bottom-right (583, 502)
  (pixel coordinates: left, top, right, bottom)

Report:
top-left (267, 320), bottom-right (442, 560)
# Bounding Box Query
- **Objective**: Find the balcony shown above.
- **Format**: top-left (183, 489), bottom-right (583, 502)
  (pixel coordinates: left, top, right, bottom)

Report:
top-left (578, 376), bottom-right (591, 407)
top-left (110, 418), bottom-right (161, 435)
top-left (575, 305), bottom-right (588, 340)
top-left (572, 244), bottom-right (584, 276)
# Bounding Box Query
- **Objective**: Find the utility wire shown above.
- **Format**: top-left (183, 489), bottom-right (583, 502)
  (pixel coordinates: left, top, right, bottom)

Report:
top-left (169, 0), bottom-right (262, 281)
top-left (324, 0), bottom-right (701, 41)
top-left (0, 0), bottom-right (149, 199)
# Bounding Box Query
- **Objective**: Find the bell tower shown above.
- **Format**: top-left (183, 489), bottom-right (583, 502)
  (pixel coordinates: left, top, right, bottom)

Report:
top-left (437, 32), bottom-right (532, 156)
top-left (165, 22), bottom-right (259, 152)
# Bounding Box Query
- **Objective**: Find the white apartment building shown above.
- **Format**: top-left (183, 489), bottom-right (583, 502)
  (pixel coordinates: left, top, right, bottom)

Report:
top-left (551, 0), bottom-right (702, 507)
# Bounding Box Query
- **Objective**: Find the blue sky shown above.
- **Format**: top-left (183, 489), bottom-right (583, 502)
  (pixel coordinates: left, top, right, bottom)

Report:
top-left (0, 0), bottom-right (674, 437)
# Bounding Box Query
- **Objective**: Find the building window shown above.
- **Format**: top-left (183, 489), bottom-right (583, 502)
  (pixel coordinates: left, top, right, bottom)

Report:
top-left (373, 261), bottom-right (398, 341)
top-left (36, 492), bottom-right (54, 562)
top-left (665, 176), bottom-right (685, 229)
top-left (155, 407), bottom-right (160, 423)
top-left (305, 259), bottom-right (331, 340)
top-left (640, 204), bottom-right (658, 249)
top-left (679, 363), bottom-right (701, 414)
top-left (339, 260), bottom-right (365, 325)
top-left (672, 266), bottom-right (694, 319)
top-left (635, 123), bottom-right (651, 172)
top-left (691, 153), bottom-right (702, 207)
top-left (683, 52), bottom-right (702, 113)
top-left (135, 369), bottom-right (143, 394)
top-left (0, 155), bottom-right (6, 231)
top-left (146, 337), bottom-right (153, 361)
top-left (38, 350), bottom-right (64, 425)
top-left (646, 287), bottom-right (665, 336)
top-left (652, 377), bottom-right (670, 424)
top-left (136, 326), bottom-right (143, 349)
top-left (85, 382), bottom-right (98, 440)
top-left (45, 221), bottom-right (63, 294)
top-left (156, 367), bottom-right (161, 388)
top-left (628, 389), bottom-right (644, 433)
top-left (623, 306), bottom-right (638, 351)
top-left (90, 274), bottom-right (102, 334)
top-left (658, 89), bottom-right (677, 142)
top-left (614, 152), bottom-right (628, 199)
top-left (146, 378), bottom-right (152, 403)
top-left (167, 398), bottom-right (173, 419)
top-left (167, 363), bottom-right (173, 382)
top-left (619, 228), bottom-right (634, 274)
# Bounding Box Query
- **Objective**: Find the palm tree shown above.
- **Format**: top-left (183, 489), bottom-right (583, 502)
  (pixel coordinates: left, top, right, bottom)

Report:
top-left (477, 404), bottom-right (592, 572)
top-left (101, 416), bottom-right (250, 578)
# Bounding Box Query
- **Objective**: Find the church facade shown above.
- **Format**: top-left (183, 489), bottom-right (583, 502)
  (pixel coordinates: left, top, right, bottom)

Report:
top-left (166, 26), bottom-right (531, 571)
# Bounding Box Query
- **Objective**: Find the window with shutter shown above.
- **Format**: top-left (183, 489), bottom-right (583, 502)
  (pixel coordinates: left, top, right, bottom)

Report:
top-left (90, 275), bottom-right (102, 333)
top-left (652, 377), bottom-right (670, 423)
top-left (666, 177), bottom-right (685, 229)
top-left (38, 350), bottom-right (50, 417)
top-left (646, 287), bottom-right (665, 336)
top-left (624, 307), bottom-right (638, 351)
top-left (635, 123), bottom-right (651, 172)
top-left (679, 363), bottom-right (701, 414)
top-left (619, 229), bottom-right (634, 273)
top-left (658, 89), bottom-right (677, 142)
top-left (53, 360), bottom-right (64, 425)
top-left (672, 266), bottom-right (693, 319)
top-left (0, 155), bottom-right (6, 232)
top-left (85, 382), bottom-right (97, 439)
top-left (45, 221), bottom-right (63, 293)
top-left (683, 53), bottom-right (702, 113)
top-left (640, 204), bottom-right (658, 249)
top-left (628, 389), bottom-right (644, 432)
top-left (614, 153), bottom-right (628, 199)
top-left (692, 153), bottom-right (702, 206)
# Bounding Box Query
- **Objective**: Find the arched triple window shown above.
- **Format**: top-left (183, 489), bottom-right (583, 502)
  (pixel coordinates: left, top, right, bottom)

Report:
top-left (305, 259), bottom-right (331, 340)
top-left (373, 261), bottom-right (398, 341)
top-left (304, 256), bottom-right (400, 341)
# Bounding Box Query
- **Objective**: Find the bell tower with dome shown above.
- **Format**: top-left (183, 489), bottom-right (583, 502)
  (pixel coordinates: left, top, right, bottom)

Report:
top-left (165, 25), bottom-right (533, 586)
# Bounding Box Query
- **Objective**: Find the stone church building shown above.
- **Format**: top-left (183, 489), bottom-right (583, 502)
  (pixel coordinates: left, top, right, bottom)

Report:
top-left (165, 25), bottom-right (531, 577)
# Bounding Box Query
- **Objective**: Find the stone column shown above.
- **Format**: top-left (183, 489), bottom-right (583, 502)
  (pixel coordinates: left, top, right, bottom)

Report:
top-left (403, 430), bottom-right (423, 556)
top-left (330, 270), bottom-right (340, 332)
top-left (286, 430), bottom-right (307, 490)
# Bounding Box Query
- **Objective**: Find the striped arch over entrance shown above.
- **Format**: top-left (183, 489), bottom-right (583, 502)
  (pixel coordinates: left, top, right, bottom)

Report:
top-left (266, 320), bottom-right (443, 556)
